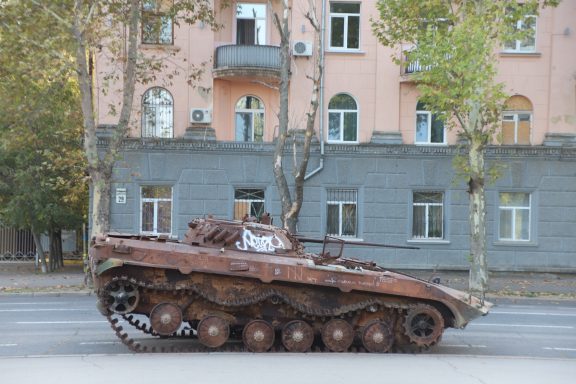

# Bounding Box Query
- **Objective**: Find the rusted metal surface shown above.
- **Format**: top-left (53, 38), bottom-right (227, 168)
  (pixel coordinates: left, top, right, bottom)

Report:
top-left (89, 217), bottom-right (492, 353)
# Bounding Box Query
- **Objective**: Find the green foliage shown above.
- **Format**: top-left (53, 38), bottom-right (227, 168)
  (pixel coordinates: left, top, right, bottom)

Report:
top-left (0, 0), bottom-right (87, 234)
top-left (372, 0), bottom-right (556, 145)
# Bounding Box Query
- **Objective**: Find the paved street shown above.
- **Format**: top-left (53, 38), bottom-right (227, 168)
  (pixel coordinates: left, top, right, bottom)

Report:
top-left (1, 295), bottom-right (575, 358)
top-left (0, 295), bottom-right (575, 383)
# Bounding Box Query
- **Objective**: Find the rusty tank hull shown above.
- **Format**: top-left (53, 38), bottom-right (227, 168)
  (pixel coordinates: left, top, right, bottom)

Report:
top-left (89, 217), bottom-right (491, 353)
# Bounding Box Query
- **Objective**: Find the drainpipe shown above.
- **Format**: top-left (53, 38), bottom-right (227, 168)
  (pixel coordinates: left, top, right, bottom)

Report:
top-left (304, 0), bottom-right (326, 180)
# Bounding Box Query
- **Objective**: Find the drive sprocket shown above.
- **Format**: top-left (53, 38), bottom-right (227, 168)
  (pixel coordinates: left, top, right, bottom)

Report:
top-left (403, 304), bottom-right (444, 347)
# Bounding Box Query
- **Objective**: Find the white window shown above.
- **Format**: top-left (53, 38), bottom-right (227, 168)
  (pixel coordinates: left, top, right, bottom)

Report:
top-left (415, 101), bottom-right (445, 144)
top-left (329, 2), bottom-right (360, 50)
top-left (235, 96), bottom-right (264, 142)
top-left (234, 188), bottom-right (265, 220)
top-left (142, 87), bottom-right (173, 138)
top-left (412, 192), bottom-right (444, 239)
top-left (326, 189), bottom-right (357, 237)
top-left (504, 13), bottom-right (536, 52)
top-left (141, 186), bottom-right (172, 235)
top-left (328, 94), bottom-right (358, 142)
top-left (236, 3), bottom-right (267, 45)
top-left (499, 192), bottom-right (531, 241)
top-left (142, 0), bottom-right (173, 45)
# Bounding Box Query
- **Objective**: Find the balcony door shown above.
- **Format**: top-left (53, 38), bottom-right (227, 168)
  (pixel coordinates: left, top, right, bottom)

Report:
top-left (236, 3), bottom-right (266, 45)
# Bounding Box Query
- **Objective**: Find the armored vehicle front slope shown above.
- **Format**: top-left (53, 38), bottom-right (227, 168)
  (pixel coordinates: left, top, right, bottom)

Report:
top-left (90, 217), bottom-right (491, 352)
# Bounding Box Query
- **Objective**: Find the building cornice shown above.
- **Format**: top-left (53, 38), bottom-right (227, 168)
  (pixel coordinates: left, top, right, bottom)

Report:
top-left (96, 137), bottom-right (576, 160)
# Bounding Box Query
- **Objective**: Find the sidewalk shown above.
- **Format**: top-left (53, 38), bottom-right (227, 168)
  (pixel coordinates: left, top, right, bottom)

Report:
top-left (0, 262), bottom-right (575, 300)
top-left (0, 262), bottom-right (89, 294)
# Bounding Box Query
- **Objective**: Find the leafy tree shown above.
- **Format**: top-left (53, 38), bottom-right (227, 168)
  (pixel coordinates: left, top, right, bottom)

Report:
top-left (3, 0), bottom-right (214, 237)
top-left (0, 0), bottom-right (88, 273)
top-left (0, 71), bottom-right (87, 273)
top-left (372, 0), bottom-right (558, 297)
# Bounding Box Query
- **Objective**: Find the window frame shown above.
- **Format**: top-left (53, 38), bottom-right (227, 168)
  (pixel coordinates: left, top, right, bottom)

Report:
top-left (411, 191), bottom-right (445, 240)
top-left (415, 102), bottom-right (446, 145)
top-left (235, 95), bottom-right (265, 142)
top-left (502, 111), bottom-right (532, 145)
top-left (141, 87), bottom-right (174, 138)
top-left (503, 13), bottom-right (537, 53)
top-left (234, 188), bottom-right (266, 221)
top-left (140, 185), bottom-right (173, 236)
top-left (328, 2), bottom-right (361, 51)
top-left (327, 93), bottom-right (359, 143)
top-left (235, 2), bottom-right (268, 45)
top-left (326, 189), bottom-right (358, 238)
top-left (141, 0), bottom-right (174, 45)
top-left (498, 192), bottom-right (531, 242)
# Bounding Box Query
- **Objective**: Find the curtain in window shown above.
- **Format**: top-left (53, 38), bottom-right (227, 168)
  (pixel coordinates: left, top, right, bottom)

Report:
top-left (499, 192), bottom-right (530, 240)
top-left (412, 192), bottom-right (443, 239)
top-left (326, 189), bottom-right (357, 237)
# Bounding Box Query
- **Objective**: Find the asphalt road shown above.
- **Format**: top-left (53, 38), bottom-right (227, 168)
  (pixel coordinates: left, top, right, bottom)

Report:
top-left (1, 295), bottom-right (575, 359)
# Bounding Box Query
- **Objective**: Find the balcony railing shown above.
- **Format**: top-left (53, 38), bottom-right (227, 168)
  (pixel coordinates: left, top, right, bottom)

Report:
top-left (213, 45), bottom-right (281, 81)
top-left (404, 59), bottom-right (432, 74)
top-left (215, 44), bottom-right (281, 69)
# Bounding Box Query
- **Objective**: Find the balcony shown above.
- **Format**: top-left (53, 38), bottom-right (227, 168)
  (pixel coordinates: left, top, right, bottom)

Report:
top-left (213, 45), bottom-right (281, 83)
top-left (404, 60), bottom-right (432, 74)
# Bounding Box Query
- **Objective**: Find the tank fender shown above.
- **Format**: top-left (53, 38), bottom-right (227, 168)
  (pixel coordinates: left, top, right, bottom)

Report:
top-left (95, 258), bottom-right (125, 276)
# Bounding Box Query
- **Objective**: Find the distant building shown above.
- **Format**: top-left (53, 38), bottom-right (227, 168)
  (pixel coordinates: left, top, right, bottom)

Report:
top-left (95, 1), bottom-right (576, 272)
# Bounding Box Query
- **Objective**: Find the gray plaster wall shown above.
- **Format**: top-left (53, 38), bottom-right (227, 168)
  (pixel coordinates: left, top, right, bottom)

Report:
top-left (107, 142), bottom-right (576, 272)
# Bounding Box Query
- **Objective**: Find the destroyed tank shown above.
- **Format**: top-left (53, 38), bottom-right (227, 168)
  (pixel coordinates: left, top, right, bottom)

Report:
top-left (89, 217), bottom-right (491, 353)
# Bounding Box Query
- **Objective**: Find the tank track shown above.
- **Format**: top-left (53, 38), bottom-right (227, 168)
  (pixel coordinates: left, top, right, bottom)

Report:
top-left (101, 275), bottom-right (440, 353)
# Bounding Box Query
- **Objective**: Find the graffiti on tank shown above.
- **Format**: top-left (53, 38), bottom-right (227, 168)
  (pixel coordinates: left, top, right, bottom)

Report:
top-left (236, 229), bottom-right (284, 253)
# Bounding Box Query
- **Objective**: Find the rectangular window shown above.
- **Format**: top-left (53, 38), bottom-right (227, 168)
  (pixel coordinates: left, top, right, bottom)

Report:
top-left (329, 2), bottom-right (360, 50)
top-left (499, 192), bottom-right (530, 241)
top-left (502, 113), bottom-right (531, 145)
top-left (504, 13), bottom-right (536, 52)
top-left (234, 188), bottom-right (265, 220)
top-left (326, 189), bottom-right (357, 237)
top-left (412, 192), bottom-right (444, 239)
top-left (142, 0), bottom-right (173, 45)
top-left (141, 185), bottom-right (172, 235)
top-left (236, 3), bottom-right (267, 45)
top-left (416, 111), bottom-right (445, 144)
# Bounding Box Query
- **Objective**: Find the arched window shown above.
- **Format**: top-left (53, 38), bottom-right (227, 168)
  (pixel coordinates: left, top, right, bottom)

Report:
top-left (328, 93), bottom-right (358, 142)
top-left (502, 95), bottom-right (532, 145)
top-left (416, 101), bottom-right (445, 144)
top-left (235, 96), bottom-right (264, 142)
top-left (142, 87), bottom-right (173, 138)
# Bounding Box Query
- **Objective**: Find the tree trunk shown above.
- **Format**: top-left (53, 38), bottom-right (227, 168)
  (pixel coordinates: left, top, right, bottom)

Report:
top-left (48, 229), bottom-right (64, 270)
top-left (48, 230), bottom-right (62, 272)
top-left (57, 230), bottom-right (63, 268)
top-left (72, 0), bottom-right (140, 237)
top-left (271, 0), bottom-right (295, 232)
top-left (286, 2), bottom-right (323, 231)
top-left (31, 227), bottom-right (47, 274)
top-left (468, 139), bottom-right (488, 298)
top-left (91, 169), bottom-right (113, 235)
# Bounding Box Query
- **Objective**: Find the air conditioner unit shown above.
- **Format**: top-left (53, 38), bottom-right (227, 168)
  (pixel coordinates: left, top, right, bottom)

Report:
top-left (292, 40), bottom-right (313, 56)
top-left (190, 108), bottom-right (212, 124)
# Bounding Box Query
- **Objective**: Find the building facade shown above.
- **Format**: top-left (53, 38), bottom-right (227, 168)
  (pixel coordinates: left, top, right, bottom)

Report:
top-left (96, 0), bottom-right (576, 272)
